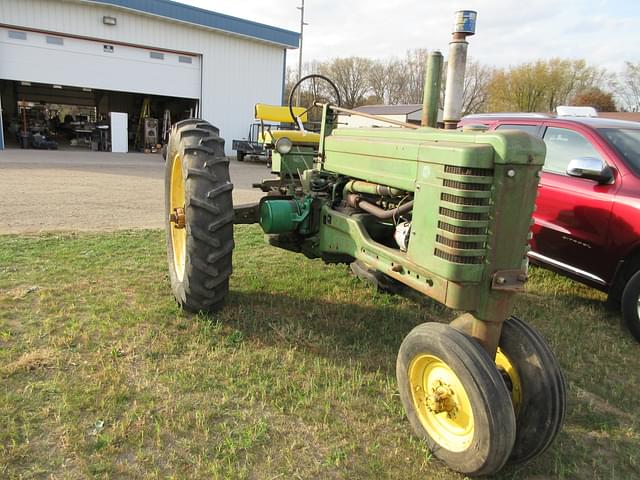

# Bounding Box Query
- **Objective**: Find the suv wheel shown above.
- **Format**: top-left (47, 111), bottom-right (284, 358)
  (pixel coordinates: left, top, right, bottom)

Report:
top-left (621, 269), bottom-right (640, 342)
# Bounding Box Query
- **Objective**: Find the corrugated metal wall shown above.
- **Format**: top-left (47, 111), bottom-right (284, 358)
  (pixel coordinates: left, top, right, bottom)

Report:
top-left (0, 0), bottom-right (288, 152)
top-left (0, 27), bottom-right (203, 98)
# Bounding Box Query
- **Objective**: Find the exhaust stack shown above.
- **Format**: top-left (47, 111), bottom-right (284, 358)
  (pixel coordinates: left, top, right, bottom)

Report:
top-left (421, 51), bottom-right (443, 128)
top-left (443, 10), bottom-right (476, 129)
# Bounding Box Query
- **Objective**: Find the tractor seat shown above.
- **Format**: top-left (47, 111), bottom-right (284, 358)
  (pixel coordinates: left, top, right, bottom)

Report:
top-left (262, 129), bottom-right (321, 145)
top-left (254, 103), bottom-right (320, 145)
top-left (255, 103), bottom-right (307, 123)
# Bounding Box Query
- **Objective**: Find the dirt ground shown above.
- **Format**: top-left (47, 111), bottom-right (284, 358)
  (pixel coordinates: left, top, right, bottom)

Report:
top-left (0, 149), bottom-right (269, 234)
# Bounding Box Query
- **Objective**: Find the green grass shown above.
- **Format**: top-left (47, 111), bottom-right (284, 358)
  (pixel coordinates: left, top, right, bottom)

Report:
top-left (1, 226), bottom-right (639, 479)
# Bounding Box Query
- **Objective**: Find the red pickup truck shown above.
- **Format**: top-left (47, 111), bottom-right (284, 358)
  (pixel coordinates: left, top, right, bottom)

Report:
top-left (459, 113), bottom-right (640, 341)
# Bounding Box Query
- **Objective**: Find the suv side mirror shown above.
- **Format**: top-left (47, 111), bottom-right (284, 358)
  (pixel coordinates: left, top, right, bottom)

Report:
top-left (566, 157), bottom-right (614, 184)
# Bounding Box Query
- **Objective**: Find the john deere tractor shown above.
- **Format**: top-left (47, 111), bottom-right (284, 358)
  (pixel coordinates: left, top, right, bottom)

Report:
top-left (164, 67), bottom-right (566, 476)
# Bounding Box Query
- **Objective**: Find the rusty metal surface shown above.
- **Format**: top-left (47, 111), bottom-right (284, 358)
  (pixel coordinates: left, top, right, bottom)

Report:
top-left (491, 269), bottom-right (528, 292)
top-left (450, 312), bottom-right (503, 358)
top-left (233, 202), bottom-right (260, 224)
top-left (170, 207), bottom-right (186, 229)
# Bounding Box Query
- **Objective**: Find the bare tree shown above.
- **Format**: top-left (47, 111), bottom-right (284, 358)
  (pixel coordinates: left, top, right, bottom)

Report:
top-left (367, 60), bottom-right (389, 104)
top-left (318, 57), bottom-right (373, 108)
top-left (398, 48), bottom-right (429, 104)
top-left (461, 60), bottom-right (492, 114)
top-left (618, 62), bottom-right (640, 112)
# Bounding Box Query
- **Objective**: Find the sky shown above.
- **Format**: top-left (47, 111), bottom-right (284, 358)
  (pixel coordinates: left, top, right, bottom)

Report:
top-left (177, 0), bottom-right (639, 72)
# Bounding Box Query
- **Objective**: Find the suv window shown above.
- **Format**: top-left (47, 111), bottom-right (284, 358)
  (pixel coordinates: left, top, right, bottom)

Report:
top-left (598, 128), bottom-right (640, 176)
top-left (496, 124), bottom-right (539, 136)
top-left (542, 127), bottom-right (602, 174)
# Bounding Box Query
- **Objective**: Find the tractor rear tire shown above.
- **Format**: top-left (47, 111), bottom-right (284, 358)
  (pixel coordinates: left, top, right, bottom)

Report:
top-left (397, 323), bottom-right (516, 477)
top-left (496, 316), bottom-right (567, 464)
top-left (165, 119), bottom-right (234, 313)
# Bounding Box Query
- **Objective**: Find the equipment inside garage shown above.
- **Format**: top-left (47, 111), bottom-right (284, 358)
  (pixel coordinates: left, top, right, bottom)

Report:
top-left (0, 79), bottom-right (197, 152)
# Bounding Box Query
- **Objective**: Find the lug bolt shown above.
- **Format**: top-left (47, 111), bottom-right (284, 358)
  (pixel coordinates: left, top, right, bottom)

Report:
top-left (170, 207), bottom-right (186, 229)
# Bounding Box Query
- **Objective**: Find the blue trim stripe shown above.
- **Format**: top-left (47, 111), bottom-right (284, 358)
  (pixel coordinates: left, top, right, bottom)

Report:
top-left (88, 0), bottom-right (299, 48)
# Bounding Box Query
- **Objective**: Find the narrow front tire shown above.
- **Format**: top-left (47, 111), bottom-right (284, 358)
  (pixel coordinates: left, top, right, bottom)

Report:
top-left (496, 316), bottom-right (567, 464)
top-left (397, 323), bottom-right (516, 477)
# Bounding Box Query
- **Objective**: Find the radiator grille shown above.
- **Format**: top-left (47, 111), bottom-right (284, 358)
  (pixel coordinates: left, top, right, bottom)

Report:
top-left (443, 179), bottom-right (491, 191)
top-left (434, 249), bottom-right (485, 264)
top-left (435, 165), bottom-right (494, 265)
top-left (439, 207), bottom-right (489, 222)
top-left (444, 165), bottom-right (494, 176)
top-left (441, 193), bottom-right (489, 206)
top-left (436, 234), bottom-right (485, 250)
top-left (437, 221), bottom-right (486, 236)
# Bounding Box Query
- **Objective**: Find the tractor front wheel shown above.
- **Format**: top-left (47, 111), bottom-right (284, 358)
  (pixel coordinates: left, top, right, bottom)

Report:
top-left (397, 323), bottom-right (516, 477)
top-left (165, 119), bottom-right (234, 313)
top-left (496, 316), bottom-right (566, 464)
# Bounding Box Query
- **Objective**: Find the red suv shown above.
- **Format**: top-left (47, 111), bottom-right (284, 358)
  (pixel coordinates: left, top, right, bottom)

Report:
top-left (460, 113), bottom-right (640, 341)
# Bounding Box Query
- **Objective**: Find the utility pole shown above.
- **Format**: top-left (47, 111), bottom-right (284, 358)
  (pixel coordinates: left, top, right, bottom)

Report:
top-left (296, 0), bottom-right (307, 105)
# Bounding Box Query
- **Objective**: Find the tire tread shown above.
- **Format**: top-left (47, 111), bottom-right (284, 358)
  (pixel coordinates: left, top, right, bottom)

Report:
top-left (165, 120), bottom-right (233, 313)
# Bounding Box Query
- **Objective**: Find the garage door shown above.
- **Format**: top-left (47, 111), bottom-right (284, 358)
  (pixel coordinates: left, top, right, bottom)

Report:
top-left (0, 27), bottom-right (201, 99)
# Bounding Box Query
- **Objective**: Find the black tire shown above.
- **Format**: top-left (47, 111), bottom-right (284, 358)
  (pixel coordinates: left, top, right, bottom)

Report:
top-left (236, 151), bottom-right (245, 162)
top-left (497, 316), bottom-right (567, 464)
top-left (165, 119), bottom-right (234, 313)
top-left (397, 323), bottom-right (516, 477)
top-left (621, 269), bottom-right (640, 341)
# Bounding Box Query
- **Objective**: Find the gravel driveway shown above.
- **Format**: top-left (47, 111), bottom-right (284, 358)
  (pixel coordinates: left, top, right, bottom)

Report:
top-left (0, 149), bottom-right (269, 234)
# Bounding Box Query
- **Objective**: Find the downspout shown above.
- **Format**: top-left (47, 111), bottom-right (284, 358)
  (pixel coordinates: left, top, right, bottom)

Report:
top-left (281, 48), bottom-right (287, 105)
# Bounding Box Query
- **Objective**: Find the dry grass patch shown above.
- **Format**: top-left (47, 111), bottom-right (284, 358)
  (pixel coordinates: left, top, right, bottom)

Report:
top-left (1, 347), bottom-right (57, 376)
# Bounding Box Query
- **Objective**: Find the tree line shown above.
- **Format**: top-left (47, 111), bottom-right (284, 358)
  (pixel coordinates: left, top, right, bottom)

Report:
top-left (286, 49), bottom-right (640, 114)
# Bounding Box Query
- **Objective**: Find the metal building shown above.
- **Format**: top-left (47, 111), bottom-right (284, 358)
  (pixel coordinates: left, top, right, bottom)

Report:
top-left (0, 0), bottom-right (299, 152)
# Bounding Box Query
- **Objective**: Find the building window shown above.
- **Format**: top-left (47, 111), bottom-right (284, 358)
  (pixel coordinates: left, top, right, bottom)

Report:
top-left (150, 52), bottom-right (164, 60)
top-left (46, 36), bottom-right (64, 46)
top-left (104, 44), bottom-right (114, 53)
top-left (179, 56), bottom-right (193, 64)
top-left (8, 30), bottom-right (27, 40)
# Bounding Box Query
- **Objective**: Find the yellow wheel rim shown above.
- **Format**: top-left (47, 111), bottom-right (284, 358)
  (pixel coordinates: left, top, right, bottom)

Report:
top-left (169, 153), bottom-right (187, 281)
top-left (409, 354), bottom-right (474, 452)
top-left (495, 347), bottom-right (522, 415)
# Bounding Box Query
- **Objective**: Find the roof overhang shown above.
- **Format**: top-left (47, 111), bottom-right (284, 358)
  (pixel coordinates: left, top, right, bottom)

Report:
top-left (83, 0), bottom-right (300, 48)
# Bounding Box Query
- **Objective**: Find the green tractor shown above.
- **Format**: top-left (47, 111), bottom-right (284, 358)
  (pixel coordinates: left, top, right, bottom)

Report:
top-left (164, 71), bottom-right (566, 476)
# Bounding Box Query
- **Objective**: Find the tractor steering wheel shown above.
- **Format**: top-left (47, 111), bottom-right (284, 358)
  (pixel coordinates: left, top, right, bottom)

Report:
top-left (288, 74), bottom-right (341, 131)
